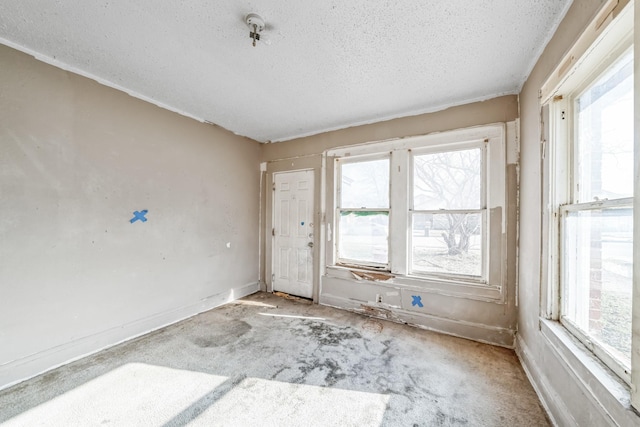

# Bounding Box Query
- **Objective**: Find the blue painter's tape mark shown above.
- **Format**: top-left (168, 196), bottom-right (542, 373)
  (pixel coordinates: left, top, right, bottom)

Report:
top-left (130, 210), bottom-right (148, 223)
top-left (411, 295), bottom-right (424, 308)
top-left (301, 221), bottom-right (305, 226)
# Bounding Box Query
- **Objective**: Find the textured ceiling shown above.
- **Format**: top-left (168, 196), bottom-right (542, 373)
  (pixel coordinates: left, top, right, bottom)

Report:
top-left (0, 1), bottom-right (572, 142)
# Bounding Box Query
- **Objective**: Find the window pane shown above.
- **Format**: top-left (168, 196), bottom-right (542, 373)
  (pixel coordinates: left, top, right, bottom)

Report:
top-left (338, 211), bottom-right (388, 264)
top-left (576, 49), bottom-right (633, 202)
top-left (413, 148), bottom-right (481, 210)
top-left (411, 212), bottom-right (482, 277)
top-left (340, 159), bottom-right (389, 208)
top-left (563, 207), bottom-right (633, 367)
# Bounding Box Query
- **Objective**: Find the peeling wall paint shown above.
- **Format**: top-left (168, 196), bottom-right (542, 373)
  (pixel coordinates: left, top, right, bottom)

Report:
top-left (260, 97), bottom-right (520, 348)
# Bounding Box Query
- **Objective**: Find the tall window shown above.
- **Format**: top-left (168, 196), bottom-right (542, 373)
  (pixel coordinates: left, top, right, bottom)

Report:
top-left (545, 3), bottom-right (635, 386)
top-left (560, 47), bottom-right (634, 377)
top-left (336, 157), bottom-right (390, 267)
top-left (411, 145), bottom-right (485, 278)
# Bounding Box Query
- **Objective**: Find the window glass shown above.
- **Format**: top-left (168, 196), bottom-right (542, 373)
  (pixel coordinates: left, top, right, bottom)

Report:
top-left (563, 207), bottom-right (633, 367)
top-left (411, 212), bottom-right (482, 277)
top-left (576, 49), bottom-right (633, 202)
top-left (338, 212), bottom-right (388, 264)
top-left (340, 159), bottom-right (389, 209)
top-left (332, 126), bottom-right (501, 282)
top-left (413, 148), bottom-right (481, 210)
top-left (549, 20), bottom-right (635, 385)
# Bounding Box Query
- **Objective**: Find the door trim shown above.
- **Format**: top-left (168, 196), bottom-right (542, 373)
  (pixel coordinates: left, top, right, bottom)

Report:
top-left (265, 161), bottom-right (320, 302)
top-left (271, 169), bottom-right (318, 299)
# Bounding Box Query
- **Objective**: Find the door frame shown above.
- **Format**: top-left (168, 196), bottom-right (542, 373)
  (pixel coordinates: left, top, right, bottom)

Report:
top-left (271, 168), bottom-right (315, 299)
top-left (263, 157), bottom-right (322, 303)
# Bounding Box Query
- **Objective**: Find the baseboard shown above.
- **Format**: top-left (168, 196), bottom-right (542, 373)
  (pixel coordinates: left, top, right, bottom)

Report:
top-left (515, 334), bottom-right (572, 427)
top-left (0, 282), bottom-right (259, 391)
top-left (319, 293), bottom-right (515, 348)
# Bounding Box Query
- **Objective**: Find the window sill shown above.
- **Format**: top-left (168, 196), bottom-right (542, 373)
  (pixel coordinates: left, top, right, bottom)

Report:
top-left (325, 265), bottom-right (503, 303)
top-left (539, 319), bottom-right (637, 421)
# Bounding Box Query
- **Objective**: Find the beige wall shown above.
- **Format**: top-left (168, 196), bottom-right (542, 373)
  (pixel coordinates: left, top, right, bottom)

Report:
top-left (0, 44), bottom-right (261, 389)
top-left (260, 96), bottom-right (520, 347)
top-left (6, 3), bottom-right (637, 419)
top-left (519, 0), bottom-right (606, 351)
top-left (518, 0), bottom-right (640, 425)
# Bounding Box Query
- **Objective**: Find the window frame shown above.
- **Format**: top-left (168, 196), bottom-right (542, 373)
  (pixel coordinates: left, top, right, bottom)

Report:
top-left (408, 141), bottom-right (489, 282)
top-left (335, 153), bottom-right (391, 269)
top-left (545, 12), bottom-right (635, 386)
top-left (559, 200), bottom-right (634, 383)
top-left (327, 124), bottom-right (506, 292)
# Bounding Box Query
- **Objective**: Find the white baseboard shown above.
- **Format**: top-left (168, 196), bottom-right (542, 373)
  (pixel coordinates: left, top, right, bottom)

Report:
top-left (515, 334), bottom-right (572, 427)
top-left (0, 282), bottom-right (259, 391)
top-left (320, 293), bottom-right (515, 348)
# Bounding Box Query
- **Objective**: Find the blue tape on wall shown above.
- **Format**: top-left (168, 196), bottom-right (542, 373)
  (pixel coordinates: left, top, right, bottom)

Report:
top-left (130, 210), bottom-right (148, 223)
top-left (411, 295), bottom-right (424, 308)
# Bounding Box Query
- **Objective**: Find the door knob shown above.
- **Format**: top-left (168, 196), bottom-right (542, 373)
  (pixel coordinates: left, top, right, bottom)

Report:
top-left (307, 242), bottom-right (314, 248)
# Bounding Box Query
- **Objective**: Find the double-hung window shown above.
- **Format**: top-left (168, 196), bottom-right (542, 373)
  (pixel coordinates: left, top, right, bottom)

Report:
top-left (336, 156), bottom-right (390, 268)
top-left (563, 48), bottom-right (633, 376)
top-left (411, 144), bottom-right (485, 279)
top-left (331, 123), bottom-right (505, 294)
top-left (544, 3), bottom-right (635, 386)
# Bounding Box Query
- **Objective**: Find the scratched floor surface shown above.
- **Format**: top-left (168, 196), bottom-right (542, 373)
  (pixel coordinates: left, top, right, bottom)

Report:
top-left (0, 292), bottom-right (549, 426)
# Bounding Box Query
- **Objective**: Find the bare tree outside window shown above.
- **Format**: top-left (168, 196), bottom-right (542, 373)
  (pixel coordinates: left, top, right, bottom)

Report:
top-left (412, 148), bottom-right (483, 277)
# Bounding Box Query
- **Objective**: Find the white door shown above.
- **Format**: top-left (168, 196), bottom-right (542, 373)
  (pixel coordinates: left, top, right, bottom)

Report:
top-left (273, 170), bottom-right (314, 299)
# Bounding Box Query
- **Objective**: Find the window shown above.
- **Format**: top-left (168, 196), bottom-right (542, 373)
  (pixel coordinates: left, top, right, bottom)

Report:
top-left (330, 124), bottom-right (505, 290)
top-left (544, 3), bottom-right (635, 387)
top-left (411, 145), bottom-right (485, 278)
top-left (337, 157), bottom-right (390, 267)
top-left (563, 49), bottom-right (634, 373)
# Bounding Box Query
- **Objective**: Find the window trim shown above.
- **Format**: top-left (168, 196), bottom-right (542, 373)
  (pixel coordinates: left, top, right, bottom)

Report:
top-left (551, 88), bottom-right (634, 386)
top-left (327, 123), bottom-right (506, 293)
top-left (560, 308), bottom-right (632, 383)
top-left (543, 0), bottom-right (635, 392)
top-left (408, 141), bottom-right (489, 282)
top-left (537, 318), bottom-right (635, 423)
top-left (335, 153), bottom-right (391, 269)
top-left (557, 200), bottom-right (634, 383)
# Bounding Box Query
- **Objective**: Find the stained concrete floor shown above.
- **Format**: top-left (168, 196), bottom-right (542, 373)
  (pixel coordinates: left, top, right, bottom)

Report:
top-left (0, 292), bottom-right (550, 426)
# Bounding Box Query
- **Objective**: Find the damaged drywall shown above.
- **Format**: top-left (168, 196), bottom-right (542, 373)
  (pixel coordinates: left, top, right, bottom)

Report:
top-left (260, 99), bottom-right (520, 348)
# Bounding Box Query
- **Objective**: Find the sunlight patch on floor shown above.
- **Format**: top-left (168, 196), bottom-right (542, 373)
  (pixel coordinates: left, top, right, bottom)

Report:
top-left (192, 377), bottom-right (389, 426)
top-left (4, 363), bottom-right (227, 426)
top-left (4, 363), bottom-right (389, 427)
top-left (258, 312), bottom-right (326, 321)
top-left (231, 300), bottom-right (278, 308)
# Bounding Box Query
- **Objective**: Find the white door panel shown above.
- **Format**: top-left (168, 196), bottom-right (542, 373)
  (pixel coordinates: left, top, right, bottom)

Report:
top-left (273, 170), bottom-right (314, 298)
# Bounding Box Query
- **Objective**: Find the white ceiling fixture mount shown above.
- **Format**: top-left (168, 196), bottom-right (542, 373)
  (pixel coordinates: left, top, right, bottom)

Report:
top-left (246, 13), bottom-right (265, 47)
top-left (0, 1), bottom-right (574, 142)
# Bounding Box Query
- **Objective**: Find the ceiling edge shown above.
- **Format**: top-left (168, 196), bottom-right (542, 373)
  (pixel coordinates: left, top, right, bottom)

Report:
top-left (515, 0), bottom-right (575, 93)
top-left (1, 38), bottom-right (265, 143)
top-left (268, 90), bottom-right (520, 143)
top-left (0, 38), bottom-right (208, 126)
